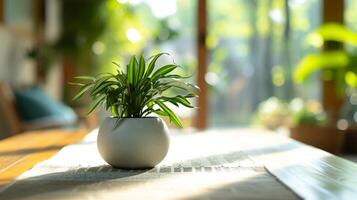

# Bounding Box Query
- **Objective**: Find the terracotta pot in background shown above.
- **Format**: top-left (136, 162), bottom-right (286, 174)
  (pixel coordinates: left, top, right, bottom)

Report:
top-left (289, 125), bottom-right (344, 154)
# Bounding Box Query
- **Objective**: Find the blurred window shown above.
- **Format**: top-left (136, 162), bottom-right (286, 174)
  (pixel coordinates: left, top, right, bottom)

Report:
top-left (72, 0), bottom-right (322, 128)
top-left (4, 0), bottom-right (34, 31)
top-left (97, 0), bottom-right (197, 126)
top-left (207, 0), bottom-right (321, 127)
top-left (345, 0), bottom-right (357, 32)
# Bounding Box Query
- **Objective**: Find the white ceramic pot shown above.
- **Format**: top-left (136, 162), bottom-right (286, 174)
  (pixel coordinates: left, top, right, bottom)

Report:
top-left (97, 117), bottom-right (170, 169)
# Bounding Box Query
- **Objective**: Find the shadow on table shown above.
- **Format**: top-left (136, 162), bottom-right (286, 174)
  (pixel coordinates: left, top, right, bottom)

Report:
top-left (0, 165), bottom-right (151, 199)
top-left (0, 168), bottom-right (301, 200)
top-left (0, 141), bottom-right (95, 156)
top-left (0, 142), bottom-right (303, 200)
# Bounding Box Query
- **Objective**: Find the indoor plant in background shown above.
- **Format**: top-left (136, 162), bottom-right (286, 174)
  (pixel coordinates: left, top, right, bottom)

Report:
top-left (71, 53), bottom-right (198, 168)
top-left (293, 23), bottom-right (357, 154)
top-left (253, 97), bottom-right (290, 130)
top-left (288, 98), bottom-right (344, 154)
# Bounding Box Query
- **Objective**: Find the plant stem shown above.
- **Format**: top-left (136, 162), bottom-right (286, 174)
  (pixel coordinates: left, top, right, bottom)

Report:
top-left (111, 105), bottom-right (119, 116)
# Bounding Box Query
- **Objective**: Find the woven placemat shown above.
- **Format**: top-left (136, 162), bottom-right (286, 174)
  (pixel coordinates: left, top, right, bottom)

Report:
top-left (0, 129), bottom-right (300, 200)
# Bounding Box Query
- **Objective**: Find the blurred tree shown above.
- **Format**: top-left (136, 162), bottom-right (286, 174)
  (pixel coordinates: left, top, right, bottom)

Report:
top-left (54, 0), bottom-right (181, 103)
top-left (57, 0), bottom-right (107, 69)
top-left (207, 0), bottom-right (321, 126)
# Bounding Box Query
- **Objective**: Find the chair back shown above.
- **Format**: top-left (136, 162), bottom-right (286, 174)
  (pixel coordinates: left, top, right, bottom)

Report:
top-left (0, 82), bottom-right (22, 137)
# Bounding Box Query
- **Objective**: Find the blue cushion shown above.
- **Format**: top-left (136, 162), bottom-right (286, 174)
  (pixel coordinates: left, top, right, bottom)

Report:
top-left (14, 86), bottom-right (77, 124)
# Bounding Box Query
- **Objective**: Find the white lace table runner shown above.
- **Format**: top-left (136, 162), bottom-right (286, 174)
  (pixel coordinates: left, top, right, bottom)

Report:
top-left (0, 129), bottom-right (300, 200)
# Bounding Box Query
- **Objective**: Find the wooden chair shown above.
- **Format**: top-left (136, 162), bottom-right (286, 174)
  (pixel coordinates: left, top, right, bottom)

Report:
top-left (0, 82), bottom-right (22, 137)
top-left (0, 82), bottom-right (77, 139)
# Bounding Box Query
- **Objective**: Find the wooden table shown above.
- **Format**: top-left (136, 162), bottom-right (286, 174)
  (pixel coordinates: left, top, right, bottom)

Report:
top-left (0, 128), bottom-right (357, 200)
top-left (0, 129), bottom-right (88, 187)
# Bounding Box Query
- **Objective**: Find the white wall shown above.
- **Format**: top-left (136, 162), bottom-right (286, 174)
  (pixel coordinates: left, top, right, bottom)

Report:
top-left (43, 0), bottom-right (62, 100)
top-left (0, 0), bottom-right (62, 100)
top-left (0, 27), bottom-right (35, 86)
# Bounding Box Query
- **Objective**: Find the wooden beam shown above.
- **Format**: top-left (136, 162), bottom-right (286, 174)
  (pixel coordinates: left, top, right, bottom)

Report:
top-left (0, 82), bottom-right (22, 136)
top-left (322, 0), bottom-right (344, 121)
top-left (0, 0), bottom-right (4, 22)
top-left (195, 0), bottom-right (208, 129)
top-left (323, 0), bottom-right (344, 23)
top-left (33, 0), bottom-right (47, 83)
top-left (34, 0), bottom-right (46, 27)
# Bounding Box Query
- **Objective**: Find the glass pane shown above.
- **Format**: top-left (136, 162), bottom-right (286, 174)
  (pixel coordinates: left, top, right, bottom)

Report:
top-left (96, 0), bottom-right (197, 127)
top-left (345, 0), bottom-right (357, 32)
top-left (4, 0), bottom-right (34, 31)
top-left (207, 0), bottom-right (321, 127)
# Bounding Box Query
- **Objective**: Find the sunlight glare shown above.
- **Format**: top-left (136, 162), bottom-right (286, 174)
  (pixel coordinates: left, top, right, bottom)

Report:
top-left (92, 41), bottom-right (106, 55)
top-left (269, 9), bottom-right (284, 24)
top-left (126, 28), bottom-right (142, 43)
top-left (147, 0), bottom-right (177, 18)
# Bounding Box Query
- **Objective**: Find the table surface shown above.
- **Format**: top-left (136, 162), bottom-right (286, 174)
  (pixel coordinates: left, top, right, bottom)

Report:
top-left (0, 129), bottom-right (88, 187)
top-left (0, 128), bottom-right (357, 200)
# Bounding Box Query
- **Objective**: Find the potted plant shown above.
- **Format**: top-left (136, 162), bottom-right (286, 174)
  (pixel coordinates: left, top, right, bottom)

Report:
top-left (253, 97), bottom-right (290, 130)
top-left (293, 23), bottom-right (357, 153)
top-left (288, 98), bottom-right (344, 154)
top-left (71, 53), bottom-right (198, 168)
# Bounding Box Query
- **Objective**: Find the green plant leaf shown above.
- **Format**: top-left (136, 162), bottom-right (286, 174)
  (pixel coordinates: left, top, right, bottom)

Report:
top-left (166, 99), bottom-right (179, 106)
top-left (172, 96), bottom-right (193, 108)
top-left (162, 74), bottom-right (192, 79)
top-left (90, 76), bottom-right (113, 95)
top-left (87, 95), bottom-right (105, 114)
top-left (127, 56), bottom-right (136, 85)
top-left (293, 51), bottom-right (349, 83)
top-left (315, 23), bottom-right (357, 46)
top-left (115, 73), bottom-right (127, 86)
top-left (161, 80), bottom-right (198, 91)
top-left (184, 93), bottom-right (198, 98)
top-left (68, 82), bottom-right (85, 86)
top-left (112, 62), bottom-right (122, 69)
top-left (71, 53), bottom-right (198, 128)
top-left (111, 105), bottom-right (119, 116)
top-left (151, 64), bottom-right (178, 82)
top-left (145, 53), bottom-right (167, 79)
top-left (133, 56), bottom-right (139, 85)
top-left (91, 81), bottom-right (115, 96)
top-left (159, 95), bottom-right (193, 108)
top-left (156, 101), bottom-right (183, 128)
top-left (73, 76), bottom-right (95, 81)
top-left (73, 83), bottom-right (93, 100)
top-left (138, 55), bottom-right (146, 82)
top-left (153, 109), bottom-right (168, 116)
